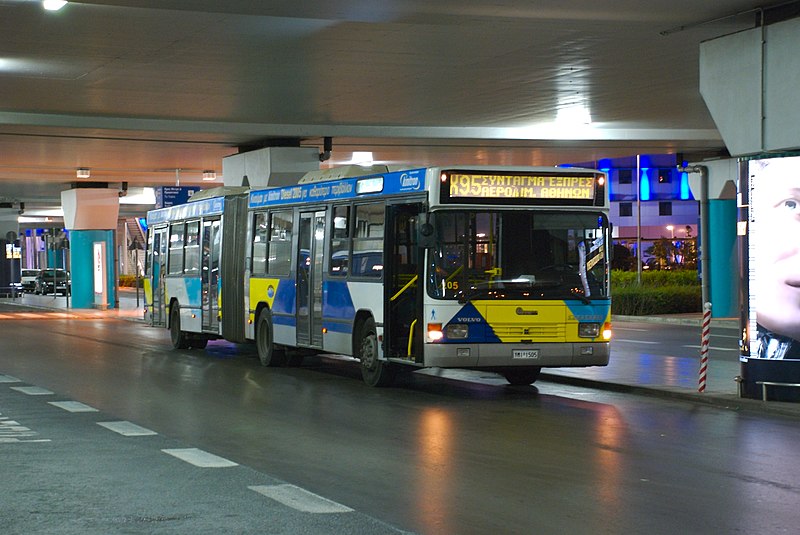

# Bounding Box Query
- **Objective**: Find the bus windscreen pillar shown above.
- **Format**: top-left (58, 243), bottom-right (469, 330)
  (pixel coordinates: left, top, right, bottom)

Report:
top-left (61, 188), bottom-right (119, 309)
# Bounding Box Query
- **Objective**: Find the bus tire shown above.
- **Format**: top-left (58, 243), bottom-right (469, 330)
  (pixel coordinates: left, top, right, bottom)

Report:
top-left (169, 304), bottom-right (191, 350)
top-left (502, 367), bottom-right (542, 386)
top-left (190, 337), bottom-right (208, 350)
top-left (256, 307), bottom-right (286, 367)
top-left (359, 318), bottom-right (396, 387)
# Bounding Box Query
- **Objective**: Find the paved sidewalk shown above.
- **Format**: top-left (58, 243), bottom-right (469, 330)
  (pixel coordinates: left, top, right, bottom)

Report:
top-left (545, 313), bottom-right (800, 418)
top-left (3, 292), bottom-right (798, 417)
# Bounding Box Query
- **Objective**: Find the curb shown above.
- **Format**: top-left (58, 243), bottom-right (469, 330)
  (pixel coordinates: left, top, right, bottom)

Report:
top-left (612, 314), bottom-right (739, 330)
top-left (540, 372), bottom-right (800, 418)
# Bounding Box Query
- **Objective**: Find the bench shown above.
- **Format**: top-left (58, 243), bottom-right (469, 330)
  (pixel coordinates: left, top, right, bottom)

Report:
top-left (756, 381), bottom-right (800, 401)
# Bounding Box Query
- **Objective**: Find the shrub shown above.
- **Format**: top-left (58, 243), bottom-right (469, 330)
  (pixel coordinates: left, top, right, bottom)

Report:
top-left (118, 275), bottom-right (143, 287)
top-left (611, 269), bottom-right (701, 315)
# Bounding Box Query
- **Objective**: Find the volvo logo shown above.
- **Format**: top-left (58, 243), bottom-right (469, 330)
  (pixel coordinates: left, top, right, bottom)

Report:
top-left (516, 307), bottom-right (538, 315)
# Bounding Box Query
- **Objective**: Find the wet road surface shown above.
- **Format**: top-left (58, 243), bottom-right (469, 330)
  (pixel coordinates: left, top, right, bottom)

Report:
top-left (1, 305), bottom-right (799, 534)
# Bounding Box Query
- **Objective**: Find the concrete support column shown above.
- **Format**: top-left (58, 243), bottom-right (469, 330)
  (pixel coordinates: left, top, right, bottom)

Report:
top-left (61, 189), bottom-right (119, 309)
top-left (708, 199), bottom-right (738, 317)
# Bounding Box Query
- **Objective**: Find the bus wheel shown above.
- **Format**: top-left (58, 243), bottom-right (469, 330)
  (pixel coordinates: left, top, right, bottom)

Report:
top-left (359, 318), bottom-right (396, 387)
top-left (502, 367), bottom-right (542, 386)
top-left (256, 308), bottom-right (286, 367)
top-left (190, 337), bottom-right (208, 350)
top-left (169, 305), bottom-right (190, 350)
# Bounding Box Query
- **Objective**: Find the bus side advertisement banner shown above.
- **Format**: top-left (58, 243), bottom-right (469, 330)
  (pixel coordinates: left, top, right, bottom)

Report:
top-left (147, 197), bottom-right (224, 225)
top-left (249, 169), bottom-right (426, 209)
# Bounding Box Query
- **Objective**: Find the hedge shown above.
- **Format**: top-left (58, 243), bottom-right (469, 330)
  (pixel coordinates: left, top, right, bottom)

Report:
top-left (610, 270), bottom-right (701, 315)
top-left (118, 275), bottom-right (144, 288)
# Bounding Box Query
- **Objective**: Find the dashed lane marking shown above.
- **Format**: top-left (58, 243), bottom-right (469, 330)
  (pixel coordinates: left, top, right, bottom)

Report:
top-left (614, 339), bottom-right (660, 344)
top-left (162, 448), bottom-right (238, 468)
top-left (10, 386), bottom-right (54, 396)
top-left (0, 374), bottom-right (21, 383)
top-left (98, 421), bottom-right (157, 437)
top-left (683, 344), bottom-right (738, 352)
top-left (249, 484), bottom-right (354, 514)
top-left (49, 401), bottom-right (99, 413)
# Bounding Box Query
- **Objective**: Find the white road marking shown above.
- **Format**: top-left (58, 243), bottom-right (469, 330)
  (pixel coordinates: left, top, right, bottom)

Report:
top-left (98, 421), bottom-right (157, 437)
top-left (249, 484), bottom-right (354, 514)
top-left (613, 339), bottom-right (660, 344)
top-left (0, 375), bottom-right (21, 383)
top-left (683, 344), bottom-right (738, 352)
top-left (1, 414), bottom-right (50, 443)
top-left (10, 386), bottom-right (54, 395)
top-left (162, 448), bottom-right (238, 468)
top-left (614, 327), bottom-right (649, 332)
top-left (49, 401), bottom-right (98, 413)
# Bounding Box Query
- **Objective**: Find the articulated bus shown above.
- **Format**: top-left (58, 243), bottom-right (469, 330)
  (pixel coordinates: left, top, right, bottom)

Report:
top-left (144, 166), bottom-right (612, 386)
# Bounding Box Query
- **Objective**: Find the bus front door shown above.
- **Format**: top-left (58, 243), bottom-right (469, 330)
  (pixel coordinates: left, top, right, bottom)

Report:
top-left (201, 218), bottom-right (221, 332)
top-left (151, 227), bottom-right (168, 327)
top-left (297, 210), bottom-right (325, 347)
top-left (385, 203), bottom-right (423, 361)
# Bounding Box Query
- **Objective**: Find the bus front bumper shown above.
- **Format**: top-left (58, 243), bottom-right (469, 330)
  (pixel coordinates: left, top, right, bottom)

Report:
top-left (423, 342), bottom-right (610, 368)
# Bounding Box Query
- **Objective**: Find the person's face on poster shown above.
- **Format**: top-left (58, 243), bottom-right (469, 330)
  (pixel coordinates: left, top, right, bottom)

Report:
top-left (754, 157), bottom-right (800, 342)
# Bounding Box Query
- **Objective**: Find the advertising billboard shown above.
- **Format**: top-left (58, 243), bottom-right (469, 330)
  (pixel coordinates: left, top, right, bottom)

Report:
top-left (748, 156), bottom-right (800, 360)
top-left (743, 155), bottom-right (800, 400)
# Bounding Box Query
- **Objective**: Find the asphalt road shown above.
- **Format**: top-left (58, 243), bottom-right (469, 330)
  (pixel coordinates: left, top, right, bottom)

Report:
top-left (1, 305), bottom-right (798, 534)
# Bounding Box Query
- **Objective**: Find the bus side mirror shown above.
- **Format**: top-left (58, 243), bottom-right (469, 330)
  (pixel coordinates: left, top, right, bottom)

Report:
top-left (417, 213), bottom-right (437, 248)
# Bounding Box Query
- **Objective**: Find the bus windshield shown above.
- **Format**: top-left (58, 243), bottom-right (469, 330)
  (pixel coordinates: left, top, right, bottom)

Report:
top-left (427, 211), bottom-right (609, 301)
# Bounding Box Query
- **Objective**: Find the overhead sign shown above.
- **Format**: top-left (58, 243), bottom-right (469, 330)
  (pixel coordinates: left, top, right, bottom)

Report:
top-left (447, 173), bottom-right (595, 200)
top-left (155, 186), bottom-right (202, 209)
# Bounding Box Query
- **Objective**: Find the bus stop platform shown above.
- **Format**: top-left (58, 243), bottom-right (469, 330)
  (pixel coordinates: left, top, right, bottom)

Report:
top-left (2, 292), bottom-right (798, 417)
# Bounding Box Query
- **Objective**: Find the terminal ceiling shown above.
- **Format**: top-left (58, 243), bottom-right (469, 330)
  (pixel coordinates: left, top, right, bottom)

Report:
top-left (0, 0), bottom-right (786, 214)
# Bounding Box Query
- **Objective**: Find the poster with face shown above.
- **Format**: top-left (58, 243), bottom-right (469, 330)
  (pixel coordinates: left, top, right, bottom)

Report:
top-left (749, 155), bottom-right (800, 359)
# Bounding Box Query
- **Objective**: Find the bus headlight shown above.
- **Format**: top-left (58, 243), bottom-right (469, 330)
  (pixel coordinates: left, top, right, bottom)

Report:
top-left (445, 324), bottom-right (469, 339)
top-left (578, 323), bottom-right (600, 338)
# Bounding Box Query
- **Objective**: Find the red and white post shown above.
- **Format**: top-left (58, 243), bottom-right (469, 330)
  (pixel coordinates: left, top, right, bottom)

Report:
top-left (698, 302), bottom-right (712, 393)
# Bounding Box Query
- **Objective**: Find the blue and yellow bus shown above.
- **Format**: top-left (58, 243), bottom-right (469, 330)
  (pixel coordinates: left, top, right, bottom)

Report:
top-left (145, 166), bottom-right (611, 386)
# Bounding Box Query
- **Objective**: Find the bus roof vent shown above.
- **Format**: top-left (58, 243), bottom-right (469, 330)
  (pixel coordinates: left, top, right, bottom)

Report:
top-left (298, 165), bottom-right (390, 184)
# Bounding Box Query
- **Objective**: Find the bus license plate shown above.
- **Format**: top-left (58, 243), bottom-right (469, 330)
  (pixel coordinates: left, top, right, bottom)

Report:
top-left (512, 350), bottom-right (539, 359)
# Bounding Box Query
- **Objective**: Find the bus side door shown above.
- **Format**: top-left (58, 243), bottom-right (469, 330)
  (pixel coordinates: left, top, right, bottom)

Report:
top-left (151, 226), bottom-right (168, 327)
top-left (201, 217), bottom-right (221, 332)
top-left (296, 210), bottom-right (326, 348)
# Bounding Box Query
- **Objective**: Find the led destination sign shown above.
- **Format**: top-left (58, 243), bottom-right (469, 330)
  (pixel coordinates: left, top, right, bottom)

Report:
top-left (448, 172), bottom-right (596, 200)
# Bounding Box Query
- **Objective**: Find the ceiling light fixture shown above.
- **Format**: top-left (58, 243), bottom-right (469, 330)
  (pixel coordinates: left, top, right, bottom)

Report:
top-left (202, 170), bottom-right (217, 181)
top-left (76, 168), bottom-right (90, 179)
top-left (43, 0), bottom-right (68, 11)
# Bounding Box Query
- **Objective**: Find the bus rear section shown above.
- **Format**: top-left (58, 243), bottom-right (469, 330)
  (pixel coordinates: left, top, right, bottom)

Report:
top-left (144, 189), bottom-right (248, 349)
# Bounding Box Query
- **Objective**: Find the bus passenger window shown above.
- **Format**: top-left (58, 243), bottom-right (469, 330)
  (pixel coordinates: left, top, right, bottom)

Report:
top-left (167, 223), bottom-right (185, 275)
top-left (330, 205), bottom-right (350, 276)
top-left (183, 220), bottom-right (200, 274)
top-left (252, 212), bottom-right (268, 275)
top-left (267, 210), bottom-right (293, 276)
top-left (352, 203), bottom-right (384, 277)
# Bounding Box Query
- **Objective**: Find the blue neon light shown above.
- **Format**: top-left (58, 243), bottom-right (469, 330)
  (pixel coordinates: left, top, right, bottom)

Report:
top-left (601, 167), bottom-right (611, 197)
top-left (640, 168), bottom-right (651, 201)
top-left (680, 171), bottom-right (691, 200)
